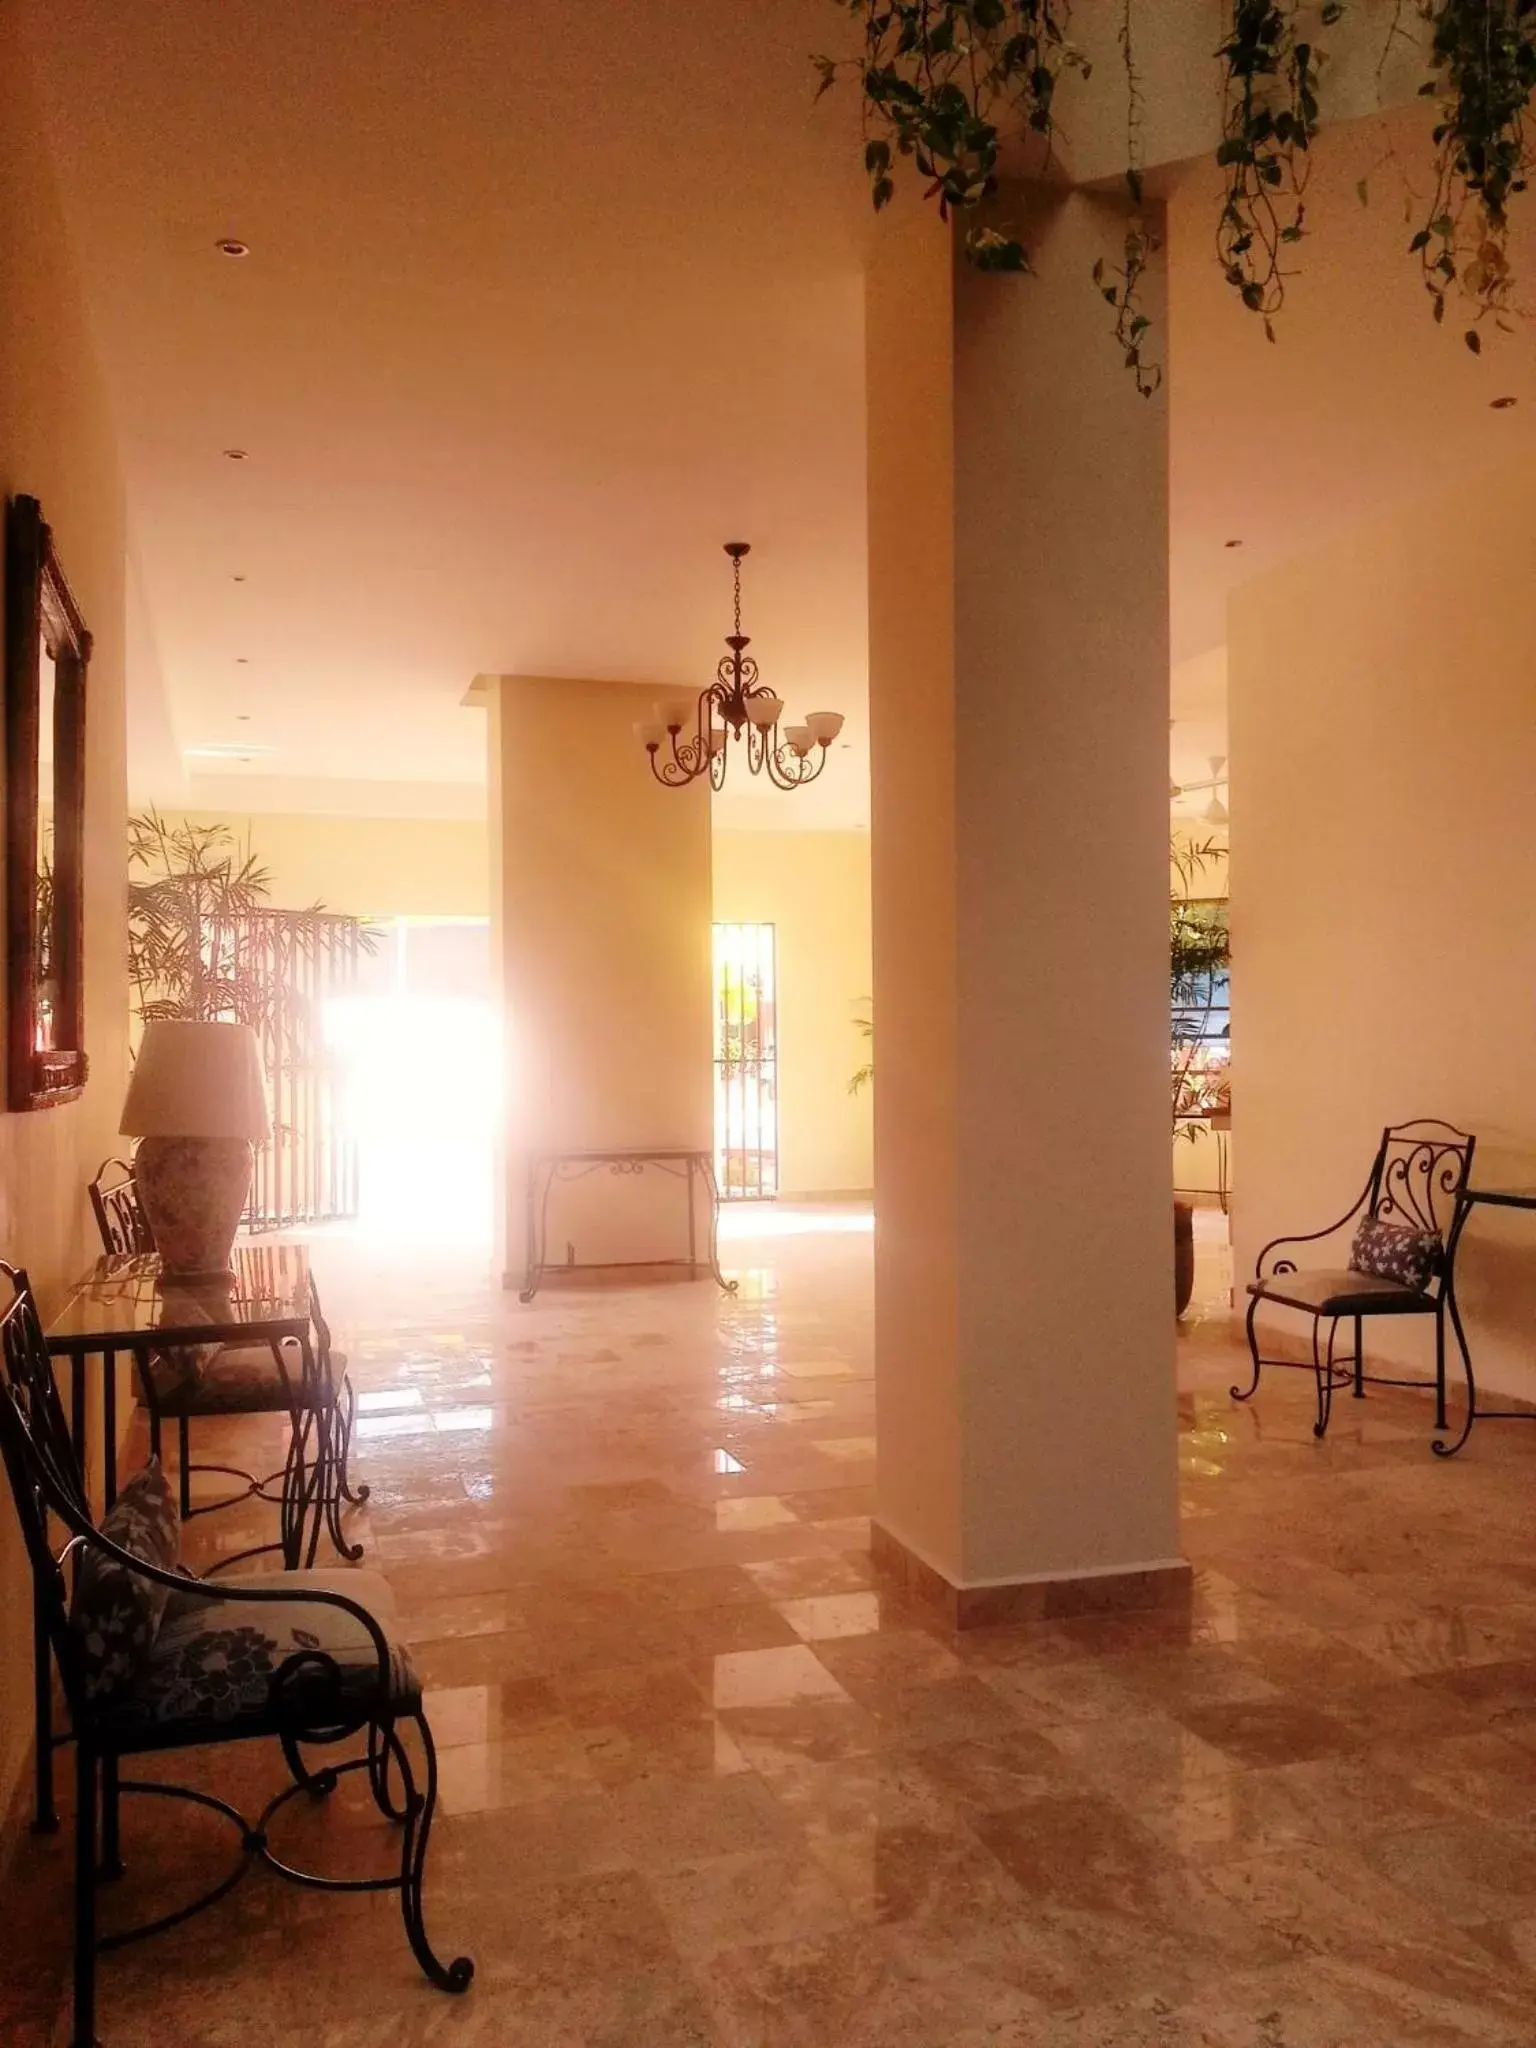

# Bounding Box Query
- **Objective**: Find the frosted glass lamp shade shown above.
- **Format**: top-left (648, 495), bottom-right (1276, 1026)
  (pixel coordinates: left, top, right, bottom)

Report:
top-left (783, 724), bottom-right (813, 758)
top-left (745, 695), bottom-right (783, 729)
top-left (805, 711), bottom-right (844, 745)
top-left (121, 1021), bottom-right (271, 1141)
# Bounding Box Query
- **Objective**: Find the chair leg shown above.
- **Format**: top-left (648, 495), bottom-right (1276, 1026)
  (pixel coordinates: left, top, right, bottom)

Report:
top-left (391, 1716), bottom-right (473, 1995)
top-left (1353, 1314), bottom-right (1365, 1399)
top-left (1232, 1294), bottom-right (1264, 1402)
top-left (366, 1716), bottom-right (410, 1823)
top-left (99, 1754), bottom-right (124, 1880)
top-left (1435, 1306), bottom-right (1448, 1434)
top-left (1312, 1318), bottom-right (1337, 1440)
top-left (338, 1373), bottom-right (369, 1507)
top-left (178, 1417), bottom-right (193, 1520)
top-left (72, 1747), bottom-right (98, 2048)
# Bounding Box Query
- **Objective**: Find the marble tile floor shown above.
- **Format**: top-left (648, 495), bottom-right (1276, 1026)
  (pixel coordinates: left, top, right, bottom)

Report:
top-left (8, 1206), bottom-right (1536, 2044)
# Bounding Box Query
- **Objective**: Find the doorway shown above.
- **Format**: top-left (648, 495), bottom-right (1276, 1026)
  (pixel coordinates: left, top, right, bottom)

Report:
top-left (322, 917), bottom-right (496, 1242)
top-left (713, 921), bottom-right (778, 1200)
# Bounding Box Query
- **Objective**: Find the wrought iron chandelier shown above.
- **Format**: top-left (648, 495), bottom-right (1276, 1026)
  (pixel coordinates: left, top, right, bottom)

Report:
top-left (639, 543), bottom-right (843, 790)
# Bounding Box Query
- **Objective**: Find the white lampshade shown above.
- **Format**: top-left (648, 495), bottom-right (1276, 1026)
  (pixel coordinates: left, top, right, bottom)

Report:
top-left (805, 711), bottom-right (844, 746)
top-left (707, 728), bottom-right (727, 756)
top-left (636, 720), bottom-right (665, 748)
top-left (745, 694), bottom-right (783, 729)
top-left (783, 723), bottom-right (814, 758)
top-left (121, 1020), bottom-right (271, 1141)
top-left (662, 699), bottom-right (693, 732)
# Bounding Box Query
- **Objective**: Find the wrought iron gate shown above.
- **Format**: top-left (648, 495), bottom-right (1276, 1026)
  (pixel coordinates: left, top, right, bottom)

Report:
top-left (220, 909), bottom-right (365, 1230)
top-left (713, 922), bottom-right (778, 1200)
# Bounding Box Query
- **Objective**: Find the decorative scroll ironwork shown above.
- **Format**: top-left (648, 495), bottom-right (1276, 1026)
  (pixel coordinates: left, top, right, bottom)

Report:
top-left (517, 1148), bottom-right (737, 1303)
top-left (1233, 1118), bottom-right (1477, 1446)
top-left (0, 1264), bottom-right (472, 2039)
top-left (642, 543), bottom-right (842, 792)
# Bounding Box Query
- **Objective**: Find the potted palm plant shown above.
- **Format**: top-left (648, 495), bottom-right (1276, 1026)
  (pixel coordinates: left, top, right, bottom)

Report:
top-left (1171, 838), bottom-right (1230, 1316)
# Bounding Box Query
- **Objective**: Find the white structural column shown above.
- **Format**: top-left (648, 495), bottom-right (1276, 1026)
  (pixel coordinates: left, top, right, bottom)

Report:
top-left (485, 673), bottom-right (713, 1292)
top-left (866, 190), bottom-right (1183, 1620)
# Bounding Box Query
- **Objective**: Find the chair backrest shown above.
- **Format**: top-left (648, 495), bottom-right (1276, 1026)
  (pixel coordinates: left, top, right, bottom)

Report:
top-left (1367, 1119), bottom-right (1476, 1255)
top-left (88, 1156), bottom-right (155, 1256)
top-left (0, 1264), bottom-right (96, 1717)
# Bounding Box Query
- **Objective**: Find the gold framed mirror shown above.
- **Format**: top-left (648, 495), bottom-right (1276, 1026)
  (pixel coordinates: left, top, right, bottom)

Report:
top-left (5, 494), bottom-right (90, 1110)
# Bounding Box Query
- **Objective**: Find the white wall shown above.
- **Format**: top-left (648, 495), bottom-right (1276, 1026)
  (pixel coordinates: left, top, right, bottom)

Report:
top-left (1231, 452), bottom-right (1536, 1402)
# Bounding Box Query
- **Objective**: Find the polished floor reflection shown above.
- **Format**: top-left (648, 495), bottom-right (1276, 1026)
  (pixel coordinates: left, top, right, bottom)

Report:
top-left (7, 1204), bottom-right (1536, 2044)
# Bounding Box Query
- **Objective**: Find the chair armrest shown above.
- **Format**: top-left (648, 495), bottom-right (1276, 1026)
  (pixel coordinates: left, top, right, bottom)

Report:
top-left (60, 1524), bottom-right (394, 1717)
top-left (1253, 1174), bottom-right (1374, 1282)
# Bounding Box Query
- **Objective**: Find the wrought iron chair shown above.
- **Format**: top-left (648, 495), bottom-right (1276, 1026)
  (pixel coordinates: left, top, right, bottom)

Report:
top-left (0, 1263), bottom-right (471, 2047)
top-left (1233, 1119), bottom-right (1476, 1444)
top-left (88, 1158), bottom-right (368, 1554)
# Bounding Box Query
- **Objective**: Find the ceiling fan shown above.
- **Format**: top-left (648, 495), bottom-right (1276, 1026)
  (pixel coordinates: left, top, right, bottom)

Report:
top-left (1169, 753), bottom-right (1229, 825)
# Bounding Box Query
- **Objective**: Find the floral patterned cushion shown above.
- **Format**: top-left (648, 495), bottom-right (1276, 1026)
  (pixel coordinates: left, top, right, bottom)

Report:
top-left (96, 1567), bottom-right (418, 1741)
top-left (148, 1342), bottom-right (327, 1416)
top-left (69, 1458), bottom-right (181, 1703)
top-left (1349, 1215), bottom-right (1440, 1291)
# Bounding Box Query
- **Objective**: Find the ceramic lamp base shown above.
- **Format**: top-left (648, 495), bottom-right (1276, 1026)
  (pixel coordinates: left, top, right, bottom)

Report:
top-left (134, 1135), bottom-right (253, 1279)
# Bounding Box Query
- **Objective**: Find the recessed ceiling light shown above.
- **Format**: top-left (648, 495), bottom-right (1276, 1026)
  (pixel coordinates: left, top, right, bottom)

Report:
top-left (1224, 538), bottom-right (1243, 549)
top-left (222, 448), bottom-right (248, 461)
top-left (216, 238), bottom-right (250, 258)
top-left (1491, 395), bottom-right (1518, 409)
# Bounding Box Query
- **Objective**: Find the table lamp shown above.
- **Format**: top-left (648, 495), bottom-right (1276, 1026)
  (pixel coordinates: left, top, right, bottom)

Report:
top-left (120, 1020), bottom-right (271, 1278)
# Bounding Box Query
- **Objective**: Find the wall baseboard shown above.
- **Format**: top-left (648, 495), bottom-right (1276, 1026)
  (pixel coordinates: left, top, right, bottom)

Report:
top-left (871, 1519), bottom-right (1193, 1630)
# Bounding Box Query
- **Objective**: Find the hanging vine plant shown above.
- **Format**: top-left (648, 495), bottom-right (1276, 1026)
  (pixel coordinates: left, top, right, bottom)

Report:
top-left (1414, 0), bottom-right (1536, 350)
top-left (814, 0), bottom-right (1536, 385)
top-left (1091, 0), bottom-right (1161, 395)
top-left (1214, 1), bottom-right (1345, 339)
top-left (813, 1), bottom-right (1090, 273)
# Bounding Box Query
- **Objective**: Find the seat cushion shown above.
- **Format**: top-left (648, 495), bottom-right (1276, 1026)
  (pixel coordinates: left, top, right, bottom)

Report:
top-left (70, 1458), bottom-right (181, 1703)
top-left (1248, 1268), bottom-right (1438, 1317)
top-left (150, 1342), bottom-right (327, 1417)
top-left (97, 1567), bottom-right (417, 1743)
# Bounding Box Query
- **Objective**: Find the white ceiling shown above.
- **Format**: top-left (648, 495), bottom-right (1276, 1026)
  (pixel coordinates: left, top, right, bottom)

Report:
top-left (20, 8), bottom-right (1536, 830)
top-left (20, 0), bottom-right (873, 829)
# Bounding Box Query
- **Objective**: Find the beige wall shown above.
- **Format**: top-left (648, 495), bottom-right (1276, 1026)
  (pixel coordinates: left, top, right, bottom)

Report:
top-left (1231, 452), bottom-right (1536, 1402)
top-left (712, 831), bottom-right (872, 1197)
top-left (0, 22), bottom-right (130, 1817)
top-left (488, 676), bottom-right (712, 1285)
top-left (155, 810), bottom-right (488, 922)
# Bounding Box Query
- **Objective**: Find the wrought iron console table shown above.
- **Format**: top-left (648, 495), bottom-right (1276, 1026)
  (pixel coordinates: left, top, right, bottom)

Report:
top-left (517, 1147), bottom-right (738, 1304)
top-left (1435, 1182), bottom-right (1536, 1459)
